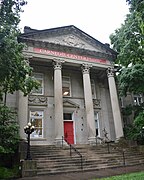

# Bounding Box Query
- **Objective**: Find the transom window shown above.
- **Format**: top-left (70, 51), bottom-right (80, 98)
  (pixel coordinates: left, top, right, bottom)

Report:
top-left (30, 110), bottom-right (43, 138)
top-left (64, 113), bottom-right (72, 120)
top-left (32, 73), bottom-right (44, 95)
top-left (133, 94), bottom-right (143, 106)
top-left (62, 76), bottom-right (71, 97)
top-left (91, 79), bottom-right (96, 99)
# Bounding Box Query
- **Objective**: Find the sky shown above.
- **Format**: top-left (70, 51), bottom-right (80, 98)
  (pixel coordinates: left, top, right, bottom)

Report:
top-left (19, 0), bottom-right (129, 44)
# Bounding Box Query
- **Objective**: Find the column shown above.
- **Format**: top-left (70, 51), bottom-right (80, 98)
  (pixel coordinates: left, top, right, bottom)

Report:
top-left (82, 64), bottom-right (96, 144)
top-left (18, 55), bottom-right (32, 139)
top-left (53, 59), bottom-right (64, 144)
top-left (107, 67), bottom-right (124, 139)
top-left (18, 91), bottom-right (28, 139)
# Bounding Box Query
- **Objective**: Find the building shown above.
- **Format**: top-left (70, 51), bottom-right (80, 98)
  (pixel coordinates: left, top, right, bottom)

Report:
top-left (13, 25), bottom-right (124, 145)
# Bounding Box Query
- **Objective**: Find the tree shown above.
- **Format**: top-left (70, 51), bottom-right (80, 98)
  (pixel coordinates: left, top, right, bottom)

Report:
top-left (0, 106), bottom-right (19, 153)
top-left (110, 0), bottom-right (144, 67)
top-left (110, 0), bottom-right (144, 142)
top-left (0, 0), bottom-right (39, 105)
top-left (0, 0), bottom-right (39, 155)
top-left (110, 0), bottom-right (144, 96)
top-left (118, 64), bottom-right (144, 96)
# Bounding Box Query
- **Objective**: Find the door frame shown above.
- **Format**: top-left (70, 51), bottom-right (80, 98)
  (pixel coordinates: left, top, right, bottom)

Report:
top-left (63, 111), bottom-right (76, 144)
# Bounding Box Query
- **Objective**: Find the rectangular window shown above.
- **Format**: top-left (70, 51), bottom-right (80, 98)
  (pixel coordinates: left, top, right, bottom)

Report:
top-left (32, 73), bottom-right (44, 95)
top-left (64, 113), bottom-right (72, 120)
top-left (62, 76), bottom-right (71, 97)
top-left (30, 110), bottom-right (43, 138)
top-left (91, 79), bottom-right (96, 99)
top-left (94, 112), bottom-right (100, 136)
top-left (133, 94), bottom-right (143, 106)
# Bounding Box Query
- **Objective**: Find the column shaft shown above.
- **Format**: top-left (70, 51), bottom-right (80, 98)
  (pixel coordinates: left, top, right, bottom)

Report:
top-left (107, 67), bottom-right (124, 139)
top-left (53, 60), bottom-right (64, 144)
top-left (82, 64), bottom-right (96, 143)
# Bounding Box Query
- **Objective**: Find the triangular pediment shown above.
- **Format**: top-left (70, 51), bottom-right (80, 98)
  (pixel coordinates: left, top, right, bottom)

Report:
top-left (63, 99), bottom-right (79, 108)
top-left (21, 25), bottom-right (114, 55)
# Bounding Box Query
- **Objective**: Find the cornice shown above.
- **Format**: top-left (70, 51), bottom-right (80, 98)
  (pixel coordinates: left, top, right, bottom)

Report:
top-left (19, 37), bottom-right (116, 61)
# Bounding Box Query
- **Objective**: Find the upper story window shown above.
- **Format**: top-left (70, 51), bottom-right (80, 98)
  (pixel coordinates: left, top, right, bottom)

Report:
top-left (32, 73), bottom-right (44, 95)
top-left (133, 94), bottom-right (143, 106)
top-left (62, 76), bottom-right (71, 97)
top-left (91, 79), bottom-right (96, 99)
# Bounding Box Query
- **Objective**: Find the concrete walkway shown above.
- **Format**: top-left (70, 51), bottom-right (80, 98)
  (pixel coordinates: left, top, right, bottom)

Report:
top-left (19, 165), bottom-right (144, 180)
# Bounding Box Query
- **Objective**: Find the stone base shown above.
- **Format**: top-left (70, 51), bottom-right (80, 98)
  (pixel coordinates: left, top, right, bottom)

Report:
top-left (55, 137), bottom-right (67, 147)
top-left (21, 160), bottom-right (37, 177)
top-left (88, 137), bottom-right (97, 145)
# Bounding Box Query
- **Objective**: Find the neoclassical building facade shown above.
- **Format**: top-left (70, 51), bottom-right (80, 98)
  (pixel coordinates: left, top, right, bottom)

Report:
top-left (13, 25), bottom-right (123, 145)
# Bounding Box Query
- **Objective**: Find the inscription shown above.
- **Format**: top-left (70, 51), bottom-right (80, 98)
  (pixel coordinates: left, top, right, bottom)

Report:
top-left (33, 48), bottom-right (110, 65)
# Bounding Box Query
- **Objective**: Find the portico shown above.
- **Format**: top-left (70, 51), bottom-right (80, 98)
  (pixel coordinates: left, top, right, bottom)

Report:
top-left (17, 25), bottom-right (123, 145)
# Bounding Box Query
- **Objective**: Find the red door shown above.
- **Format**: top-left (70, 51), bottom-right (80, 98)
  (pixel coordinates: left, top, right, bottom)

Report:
top-left (64, 121), bottom-right (74, 144)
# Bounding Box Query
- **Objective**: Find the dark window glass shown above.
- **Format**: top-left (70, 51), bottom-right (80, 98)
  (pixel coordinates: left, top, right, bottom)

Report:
top-left (64, 113), bottom-right (72, 120)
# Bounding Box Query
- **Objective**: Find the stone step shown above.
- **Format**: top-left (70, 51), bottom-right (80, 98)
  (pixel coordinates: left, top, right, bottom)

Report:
top-left (27, 144), bottom-right (144, 176)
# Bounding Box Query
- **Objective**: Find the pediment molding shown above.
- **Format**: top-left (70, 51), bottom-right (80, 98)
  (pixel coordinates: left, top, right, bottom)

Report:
top-left (21, 25), bottom-right (117, 59)
top-left (63, 99), bottom-right (80, 108)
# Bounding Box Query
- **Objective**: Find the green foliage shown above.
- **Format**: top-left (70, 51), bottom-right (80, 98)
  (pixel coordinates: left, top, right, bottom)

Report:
top-left (110, 0), bottom-right (144, 67)
top-left (94, 171), bottom-right (144, 179)
top-left (0, 0), bottom-right (39, 102)
top-left (118, 64), bottom-right (144, 96)
top-left (0, 166), bottom-right (20, 179)
top-left (122, 104), bottom-right (133, 116)
top-left (0, 105), bottom-right (19, 154)
top-left (124, 112), bottom-right (144, 144)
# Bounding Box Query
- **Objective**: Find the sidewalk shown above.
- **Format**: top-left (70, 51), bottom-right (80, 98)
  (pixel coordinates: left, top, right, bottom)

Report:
top-left (18, 165), bottom-right (144, 180)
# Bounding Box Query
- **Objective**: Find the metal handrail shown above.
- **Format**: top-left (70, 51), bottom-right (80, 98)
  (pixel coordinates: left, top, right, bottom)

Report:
top-left (62, 136), bottom-right (83, 170)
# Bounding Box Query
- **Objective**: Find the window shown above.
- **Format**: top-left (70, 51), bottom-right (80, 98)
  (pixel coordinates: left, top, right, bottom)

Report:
top-left (30, 110), bottom-right (43, 138)
top-left (91, 79), bottom-right (96, 99)
top-left (133, 94), bottom-right (143, 106)
top-left (62, 76), bottom-right (71, 97)
top-left (32, 73), bottom-right (44, 95)
top-left (94, 112), bottom-right (100, 136)
top-left (64, 113), bottom-right (72, 120)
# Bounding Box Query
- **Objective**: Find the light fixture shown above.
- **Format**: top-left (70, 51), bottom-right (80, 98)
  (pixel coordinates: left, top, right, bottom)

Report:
top-left (63, 91), bottom-right (69, 95)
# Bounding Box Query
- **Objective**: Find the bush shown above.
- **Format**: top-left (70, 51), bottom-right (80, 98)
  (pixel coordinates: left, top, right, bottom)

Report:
top-left (0, 166), bottom-right (20, 179)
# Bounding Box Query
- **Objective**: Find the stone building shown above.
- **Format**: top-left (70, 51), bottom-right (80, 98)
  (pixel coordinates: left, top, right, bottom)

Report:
top-left (11, 25), bottom-right (124, 145)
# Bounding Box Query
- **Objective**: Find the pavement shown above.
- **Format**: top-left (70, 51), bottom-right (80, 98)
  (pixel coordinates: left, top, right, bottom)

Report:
top-left (18, 165), bottom-right (144, 180)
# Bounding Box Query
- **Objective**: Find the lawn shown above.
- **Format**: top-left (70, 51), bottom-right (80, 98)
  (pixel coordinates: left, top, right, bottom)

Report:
top-left (94, 171), bottom-right (144, 180)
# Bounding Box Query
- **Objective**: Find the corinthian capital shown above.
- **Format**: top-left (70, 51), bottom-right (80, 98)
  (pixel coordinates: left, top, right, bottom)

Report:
top-left (107, 67), bottom-right (115, 77)
top-left (53, 58), bottom-right (65, 70)
top-left (81, 63), bottom-right (92, 74)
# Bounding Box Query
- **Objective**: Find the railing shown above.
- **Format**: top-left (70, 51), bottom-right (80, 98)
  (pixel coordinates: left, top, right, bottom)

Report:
top-left (95, 135), bottom-right (115, 154)
top-left (62, 136), bottom-right (83, 170)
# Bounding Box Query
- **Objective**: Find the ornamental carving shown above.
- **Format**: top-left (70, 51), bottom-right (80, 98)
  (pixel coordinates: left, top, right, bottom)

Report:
top-left (62, 35), bottom-right (85, 48)
top-left (81, 63), bottom-right (92, 74)
top-left (93, 99), bottom-right (101, 109)
top-left (107, 67), bottom-right (115, 77)
top-left (28, 95), bottom-right (47, 106)
top-left (53, 58), bottom-right (65, 70)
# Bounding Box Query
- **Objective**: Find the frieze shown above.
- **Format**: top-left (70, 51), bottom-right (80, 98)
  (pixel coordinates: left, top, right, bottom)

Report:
top-left (33, 47), bottom-right (110, 65)
top-left (28, 95), bottom-right (47, 106)
top-left (21, 38), bottom-right (115, 61)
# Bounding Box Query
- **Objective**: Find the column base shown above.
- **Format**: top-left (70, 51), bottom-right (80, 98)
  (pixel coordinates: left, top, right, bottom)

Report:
top-left (88, 137), bottom-right (97, 145)
top-left (54, 137), bottom-right (67, 146)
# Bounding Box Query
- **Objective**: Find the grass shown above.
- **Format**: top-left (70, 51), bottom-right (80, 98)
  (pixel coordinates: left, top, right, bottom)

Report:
top-left (94, 171), bottom-right (144, 180)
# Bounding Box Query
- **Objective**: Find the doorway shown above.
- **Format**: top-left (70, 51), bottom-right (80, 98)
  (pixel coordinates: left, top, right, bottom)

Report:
top-left (63, 113), bottom-right (74, 144)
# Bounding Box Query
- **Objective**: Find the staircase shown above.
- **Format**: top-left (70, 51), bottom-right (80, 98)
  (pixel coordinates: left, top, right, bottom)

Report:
top-left (30, 144), bottom-right (144, 175)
